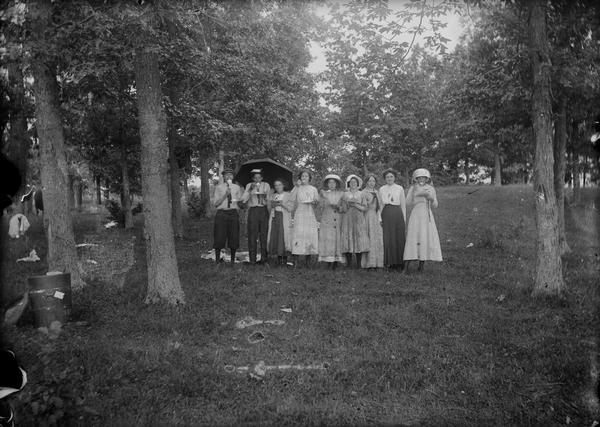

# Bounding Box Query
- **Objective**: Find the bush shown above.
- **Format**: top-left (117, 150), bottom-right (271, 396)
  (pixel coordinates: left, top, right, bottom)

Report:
top-left (105, 200), bottom-right (143, 225)
top-left (187, 192), bottom-right (208, 218)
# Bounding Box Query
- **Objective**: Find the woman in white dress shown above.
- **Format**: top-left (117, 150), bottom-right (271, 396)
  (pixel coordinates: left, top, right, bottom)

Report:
top-left (290, 170), bottom-right (320, 267)
top-left (403, 168), bottom-right (442, 272)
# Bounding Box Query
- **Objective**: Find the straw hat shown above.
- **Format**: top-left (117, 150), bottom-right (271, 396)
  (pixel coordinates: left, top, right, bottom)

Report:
top-left (345, 174), bottom-right (363, 189)
top-left (412, 168), bottom-right (431, 182)
top-left (322, 174), bottom-right (342, 189)
top-left (250, 168), bottom-right (263, 177)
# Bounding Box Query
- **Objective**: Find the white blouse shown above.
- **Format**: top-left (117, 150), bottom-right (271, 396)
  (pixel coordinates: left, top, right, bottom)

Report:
top-left (378, 184), bottom-right (406, 221)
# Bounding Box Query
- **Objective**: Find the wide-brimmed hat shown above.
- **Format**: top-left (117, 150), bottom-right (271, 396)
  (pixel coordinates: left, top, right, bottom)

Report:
top-left (222, 168), bottom-right (234, 176)
top-left (345, 174), bottom-right (363, 189)
top-left (322, 174), bottom-right (342, 189)
top-left (382, 168), bottom-right (398, 179)
top-left (250, 168), bottom-right (263, 177)
top-left (412, 168), bottom-right (431, 182)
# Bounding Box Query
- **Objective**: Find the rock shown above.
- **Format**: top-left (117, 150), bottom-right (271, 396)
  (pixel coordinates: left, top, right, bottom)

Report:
top-left (4, 293), bottom-right (28, 326)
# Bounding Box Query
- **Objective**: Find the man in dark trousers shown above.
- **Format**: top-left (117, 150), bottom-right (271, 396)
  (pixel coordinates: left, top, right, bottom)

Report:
top-left (241, 169), bottom-right (270, 264)
top-left (212, 168), bottom-right (242, 264)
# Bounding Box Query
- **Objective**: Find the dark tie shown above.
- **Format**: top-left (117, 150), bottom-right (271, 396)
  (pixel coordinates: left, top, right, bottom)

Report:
top-left (227, 185), bottom-right (231, 208)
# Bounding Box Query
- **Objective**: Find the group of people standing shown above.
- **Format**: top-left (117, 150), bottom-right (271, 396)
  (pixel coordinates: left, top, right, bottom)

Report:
top-left (212, 167), bottom-right (442, 272)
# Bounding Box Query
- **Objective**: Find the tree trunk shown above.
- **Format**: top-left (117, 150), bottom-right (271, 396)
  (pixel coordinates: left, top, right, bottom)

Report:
top-left (29, 0), bottom-right (83, 289)
top-left (493, 150), bottom-right (502, 187)
top-left (573, 156), bottom-right (581, 202)
top-left (528, 0), bottom-right (564, 296)
top-left (200, 156), bottom-right (210, 217)
top-left (68, 173), bottom-right (75, 209)
top-left (95, 175), bottom-right (102, 205)
top-left (553, 96), bottom-right (570, 254)
top-left (464, 158), bottom-right (470, 185)
top-left (104, 178), bottom-right (110, 202)
top-left (6, 62), bottom-right (28, 197)
top-left (120, 155), bottom-right (133, 229)
top-left (168, 138), bottom-right (183, 238)
top-left (134, 46), bottom-right (184, 305)
top-left (183, 176), bottom-right (190, 203)
top-left (218, 149), bottom-right (225, 184)
top-left (74, 177), bottom-right (82, 212)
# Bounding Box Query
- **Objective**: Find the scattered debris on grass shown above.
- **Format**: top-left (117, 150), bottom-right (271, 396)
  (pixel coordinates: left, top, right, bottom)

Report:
top-left (466, 242), bottom-right (474, 248)
top-left (496, 294), bottom-right (506, 302)
top-left (104, 221), bottom-right (118, 229)
top-left (17, 249), bottom-right (40, 262)
top-left (235, 316), bottom-right (285, 329)
top-left (199, 250), bottom-right (255, 263)
top-left (247, 331), bottom-right (265, 344)
top-left (86, 259), bottom-right (98, 265)
top-left (224, 360), bottom-right (329, 378)
top-left (75, 243), bottom-right (99, 248)
top-left (280, 306), bottom-right (292, 313)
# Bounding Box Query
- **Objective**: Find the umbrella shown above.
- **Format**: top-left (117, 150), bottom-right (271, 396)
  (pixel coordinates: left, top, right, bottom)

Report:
top-left (234, 158), bottom-right (294, 191)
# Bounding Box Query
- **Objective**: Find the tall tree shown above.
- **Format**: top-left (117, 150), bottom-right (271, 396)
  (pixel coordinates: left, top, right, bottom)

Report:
top-left (528, 0), bottom-right (564, 296)
top-left (5, 61), bottom-right (29, 197)
top-left (28, 0), bottom-right (83, 289)
top-left (133, 4), bottom-right (184, 305)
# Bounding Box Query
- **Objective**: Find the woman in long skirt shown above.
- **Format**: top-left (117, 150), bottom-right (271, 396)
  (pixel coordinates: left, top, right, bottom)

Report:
top-left (267, 179), bottom-right (293, 266)
top-left (318, 174), bottom-right (345, 269)
top-left (361, 175), bottom-right (384, 269)
top-left (290, 170), bottom-right (320, 266)
top-left (378, 169), bottom-right (406, 270)
top-left (340, 174), bottom-right (369, 268)
top-left (404, 168), bottom-right (442, 272)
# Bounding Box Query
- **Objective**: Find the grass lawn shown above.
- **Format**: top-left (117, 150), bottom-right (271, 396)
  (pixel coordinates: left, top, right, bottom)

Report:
top-left (2, 185), bottom-right (599, 426)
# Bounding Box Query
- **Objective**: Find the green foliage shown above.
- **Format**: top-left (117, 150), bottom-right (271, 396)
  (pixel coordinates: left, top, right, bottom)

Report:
top-left (105, 199), bottom-right (142, 225)
top-left (186, 191), bottom-right (207, 218)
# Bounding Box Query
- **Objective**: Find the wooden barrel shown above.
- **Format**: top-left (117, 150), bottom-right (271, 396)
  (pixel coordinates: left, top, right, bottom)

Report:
top-left (28, 273), bottom-right (72, 328)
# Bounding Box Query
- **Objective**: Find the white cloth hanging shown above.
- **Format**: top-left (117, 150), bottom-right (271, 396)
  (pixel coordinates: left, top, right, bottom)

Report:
top-left (8, 214), bottom-right (30, 239)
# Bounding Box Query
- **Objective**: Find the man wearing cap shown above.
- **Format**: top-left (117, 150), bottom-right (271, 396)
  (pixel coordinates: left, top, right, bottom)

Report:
top-left (213, 168), bottom-right (242, 264)
top-left (241, 169), bottom-right (271, 264)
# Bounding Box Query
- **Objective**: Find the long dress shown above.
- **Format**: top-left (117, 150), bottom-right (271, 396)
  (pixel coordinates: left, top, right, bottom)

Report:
top-left (361, 189), bottom-right (384, 268)
top-left (403, 184), bottom-right (442, 261)
top-left (267, 191), bottom-right (293, 256)
top-left (340, 190), bottom-right (370, 254)
top-left (379, 184), bottom-right (406, 267)
top-left (318, 190), bottom-right (345, 263)
top-left (290, 184), bottom-right (319, 255)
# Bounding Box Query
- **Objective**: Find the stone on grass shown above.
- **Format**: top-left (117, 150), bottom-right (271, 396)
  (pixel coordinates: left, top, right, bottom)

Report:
top-left (4, 293), bottom-right (28, 325)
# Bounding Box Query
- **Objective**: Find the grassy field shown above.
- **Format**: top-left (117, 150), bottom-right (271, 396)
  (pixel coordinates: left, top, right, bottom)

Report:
top-left (2, 185), bottom-right (599, 426)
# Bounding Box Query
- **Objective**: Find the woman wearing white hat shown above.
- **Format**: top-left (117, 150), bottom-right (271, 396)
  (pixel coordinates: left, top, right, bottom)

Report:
top-left (318, 174), bottom-right (345, 269)
top-left (404, 168), bottom-right (442, 272)
top-left (340, 174), bottom-right (369, 268)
